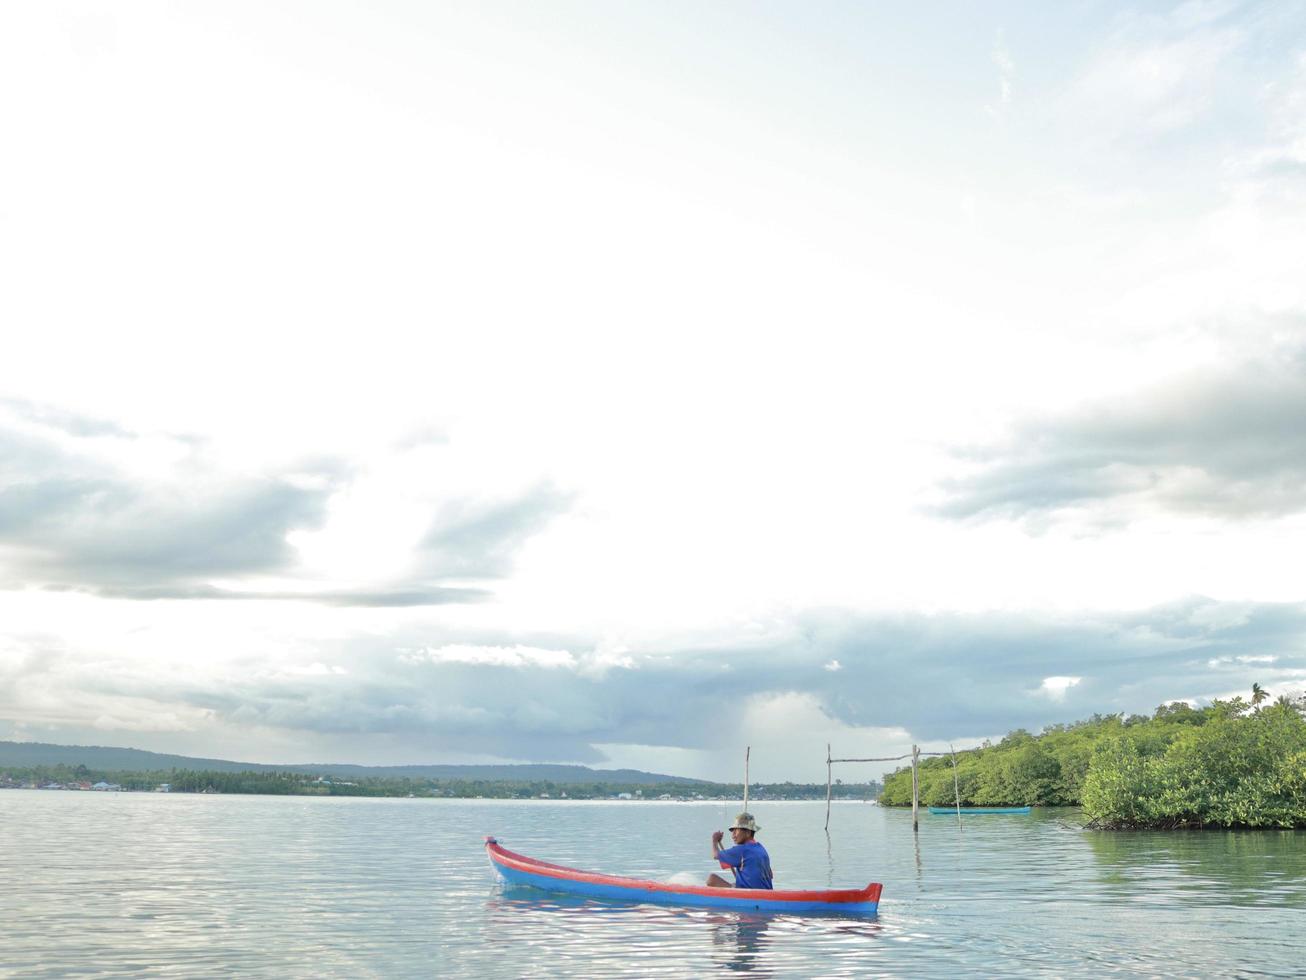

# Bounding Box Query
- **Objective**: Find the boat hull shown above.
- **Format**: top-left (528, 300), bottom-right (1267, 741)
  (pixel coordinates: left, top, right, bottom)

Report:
top-left (927, 806), bottom-right (1032, 814)
top-left (485, 838), bottom-right (881, 914)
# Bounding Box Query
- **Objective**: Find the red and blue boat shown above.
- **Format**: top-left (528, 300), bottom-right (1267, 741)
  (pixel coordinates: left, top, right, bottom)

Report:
top-left (485, 837), bottom-right (882, 914)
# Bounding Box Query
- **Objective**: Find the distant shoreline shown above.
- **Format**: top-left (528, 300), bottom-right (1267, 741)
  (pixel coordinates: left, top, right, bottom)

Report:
top-left (5, 789), bottom-right (882, 799)
top-left (0, 766), bottom-right (879, 802)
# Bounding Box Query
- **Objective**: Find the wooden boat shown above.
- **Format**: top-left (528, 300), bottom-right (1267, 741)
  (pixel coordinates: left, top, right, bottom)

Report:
top-left (927, 805), bottom-right (1032, 815)
top-left (484, 837), bottom-right (882, 914)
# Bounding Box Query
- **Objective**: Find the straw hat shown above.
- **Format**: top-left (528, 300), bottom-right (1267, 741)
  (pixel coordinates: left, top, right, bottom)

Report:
top-left (730, 812), bottom-right (760, 833)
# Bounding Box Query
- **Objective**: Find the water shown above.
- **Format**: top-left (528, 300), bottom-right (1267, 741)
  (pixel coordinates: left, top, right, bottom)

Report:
top-left (3, 793), bottom-right (1304, 977)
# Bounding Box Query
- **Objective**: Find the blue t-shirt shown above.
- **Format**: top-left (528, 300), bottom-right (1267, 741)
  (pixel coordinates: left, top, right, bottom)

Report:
top-left (715, 840), bottom-right (773, 889)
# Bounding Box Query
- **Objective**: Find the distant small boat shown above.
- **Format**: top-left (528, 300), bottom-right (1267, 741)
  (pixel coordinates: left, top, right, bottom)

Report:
top-left (484, 837), bottom-right (882, 914)
top-left (928, 806), bottom-right (1032, 815)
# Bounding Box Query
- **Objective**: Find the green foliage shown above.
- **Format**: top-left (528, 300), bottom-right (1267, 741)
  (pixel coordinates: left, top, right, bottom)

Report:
top-left (1078, 739), bottom-right (1164, 826)
top-left (1153, 701), bottom-right (1205, 725)
top-left (880, 713), bottom-right (1135, 808)
top-left (880, 696), bottom-right (1306, 829)
top-left (1083, 702), bottom-right (1306, 829)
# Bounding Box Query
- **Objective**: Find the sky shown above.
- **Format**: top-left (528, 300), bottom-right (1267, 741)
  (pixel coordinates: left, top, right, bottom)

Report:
top-left (2, 0), bottom-right (1305, 783)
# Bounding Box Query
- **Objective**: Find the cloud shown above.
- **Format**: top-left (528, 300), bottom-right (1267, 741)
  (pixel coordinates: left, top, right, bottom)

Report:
top-left (7, 596), bottom-right (1303, 768)
top-left (403, 644), bottom-right (577, 670)
top-left (0, 476), bottom-right (332, 584)
top-left (67, 583), bottom-right (488, 607)
top-left (933, 347), bottom-right (1306, 525)
top-left (1066, 5), bottom-right (1245, 142)
top-left (1231, 51), bottom-right (1306, 181)
top-left (0, 397), bottom-right (136, 439)
top-left (0, 401), bottom-right (337, 588)
top-left (1037, 676), bottom-right (1082, 701)
top-left (418, 483), bottom-right (573, 578)
top-left (0, 402), bottom-right (559, 605)
top-left (984, 32), bottom-right (1015, 118)
top-left (1207, 654), bottom-right (1276, 668)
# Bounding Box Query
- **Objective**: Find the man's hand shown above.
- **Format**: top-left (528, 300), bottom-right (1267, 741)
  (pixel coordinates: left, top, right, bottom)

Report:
top-left (712, 830), bottom-right (724, 845)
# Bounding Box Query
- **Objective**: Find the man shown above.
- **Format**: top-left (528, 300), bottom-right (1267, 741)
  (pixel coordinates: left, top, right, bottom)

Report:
top-left (706, 811), bottom-right (773, 889)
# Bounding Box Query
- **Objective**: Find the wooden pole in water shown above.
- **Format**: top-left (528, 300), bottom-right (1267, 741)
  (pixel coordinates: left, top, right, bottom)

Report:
top-left (824, 743), bottom-right (833, 831)
top-left (911, 744), bottom-right (920, 833)
top-left (950, 743), bottom-right (962, 822)
top-left (743, 745), bottom-right (750, 812)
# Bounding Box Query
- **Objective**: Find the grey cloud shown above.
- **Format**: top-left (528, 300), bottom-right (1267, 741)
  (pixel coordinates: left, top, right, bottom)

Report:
top-left (419, 483), bottom-right (573, 578)
top-left (145, 663), bottom-right (616, 763)
top-left (0, 403), bottom-right (506, 607)
top-left (69, 584), bottom-right (489, 607)
top-left (0, 422), bottom-right (85, 479)
top-left (0, 475), bottom-right (331, 586)
top-left (934, 348), bottom-right (1306, 524)
top-left (0, 397), bottom-right (137, 439)
top-left (24, 596), bottom-right (1300, 763)
top-left (267, 586), bottom-right (489, 607)
top-left (0, 403), bottom-right (333, 592)
top-left (775, 598), bottom-right (1306, 739)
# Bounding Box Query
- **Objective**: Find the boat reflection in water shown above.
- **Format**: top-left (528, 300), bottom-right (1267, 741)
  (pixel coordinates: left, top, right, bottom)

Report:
top-left (486, 886), bottom-right (884, 978)
top-left (705, 910), bottom-right (770, 974)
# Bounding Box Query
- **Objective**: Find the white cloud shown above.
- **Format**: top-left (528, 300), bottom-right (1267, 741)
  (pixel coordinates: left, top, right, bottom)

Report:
top-left (1207, 654), bottom-right (1278, 668)
top-left (404, 644), bottom-right (577, 671)
top-left (985, 33), bottom-right (1015, 117)
top-left (1038, 676), bottom-right (1083, 701)
top-left (1070, 25), bottom-right (1242, 135)
top-left (276, 662), bottom-right (349, 677)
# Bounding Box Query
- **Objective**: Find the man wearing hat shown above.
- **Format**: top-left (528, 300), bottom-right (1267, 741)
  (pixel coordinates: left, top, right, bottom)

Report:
top-left (706, 812), bottom-right (773, 889)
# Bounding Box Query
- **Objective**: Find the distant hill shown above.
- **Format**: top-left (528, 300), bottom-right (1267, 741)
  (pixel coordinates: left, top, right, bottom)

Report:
top-left (0, 740), bottom-right (706, 785)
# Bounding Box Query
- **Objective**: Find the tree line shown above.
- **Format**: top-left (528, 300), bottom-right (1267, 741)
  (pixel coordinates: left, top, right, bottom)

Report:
top-left (879, 688), bottom-right (1306, 829)
top-left (1, 764), bottom-right (878, 801)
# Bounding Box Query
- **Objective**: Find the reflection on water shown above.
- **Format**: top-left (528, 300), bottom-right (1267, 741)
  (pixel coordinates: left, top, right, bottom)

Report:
top-left (485, 881), bottom-right (885, 978)
top-left (4, 794), bottom-right (1305, 978)
top-left (707, 912), bottom-right (766, 972)
top-left (1085, 826), bottom-right (1306, 907)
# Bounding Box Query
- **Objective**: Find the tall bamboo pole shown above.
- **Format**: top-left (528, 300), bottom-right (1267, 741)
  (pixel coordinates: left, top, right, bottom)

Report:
top-left (743, 745), bottom-right (750, 812)
top-left (824, 743), bottom-right (832, 830)
top-left (950, 743), bottom-right (962, 822)
top-left (911, 744), bottom-right (920, 833)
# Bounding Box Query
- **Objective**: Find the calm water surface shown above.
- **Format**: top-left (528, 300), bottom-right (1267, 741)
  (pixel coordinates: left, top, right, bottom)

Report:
top-left (3, 793), bottom-right (1304, 977)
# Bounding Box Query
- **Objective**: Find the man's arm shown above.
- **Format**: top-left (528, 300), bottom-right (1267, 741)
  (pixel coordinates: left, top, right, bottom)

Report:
top-left (712, 832), bottom-right (740, 869)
